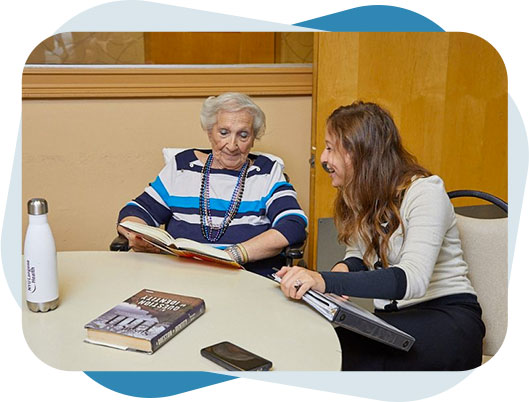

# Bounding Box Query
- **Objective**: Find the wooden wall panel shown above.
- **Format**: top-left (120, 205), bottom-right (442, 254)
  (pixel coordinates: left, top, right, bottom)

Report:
top-left (442, 34), bottom-right (508, 202)
top-left (22, 66), bottom-right (312, 98)
top-left (144, 33), bottom-right (275, 64)
top-left (27, 32), bottom-right (314, 65)
top-left (309, 32), bottom-right (507, 268)
top-left (356, 33), bottom-right (450, 174)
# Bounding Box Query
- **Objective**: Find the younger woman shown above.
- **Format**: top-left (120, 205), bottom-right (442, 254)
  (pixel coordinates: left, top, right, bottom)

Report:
top-left (277, 101), bottom-right (485, 370)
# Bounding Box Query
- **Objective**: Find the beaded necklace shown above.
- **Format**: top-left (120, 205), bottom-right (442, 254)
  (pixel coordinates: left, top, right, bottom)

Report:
top-left (199, 153), bottom-right (250, 242)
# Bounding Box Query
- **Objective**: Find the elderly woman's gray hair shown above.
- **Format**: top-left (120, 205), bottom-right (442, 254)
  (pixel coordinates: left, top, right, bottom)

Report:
top-left (200, 92), bottom-right (266, 139)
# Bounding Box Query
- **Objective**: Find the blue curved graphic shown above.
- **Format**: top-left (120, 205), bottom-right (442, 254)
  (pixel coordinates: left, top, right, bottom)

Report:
top-left (85, 371), bottom-right (234, 398)
top-left (296, 5), bottom-right (444, 31)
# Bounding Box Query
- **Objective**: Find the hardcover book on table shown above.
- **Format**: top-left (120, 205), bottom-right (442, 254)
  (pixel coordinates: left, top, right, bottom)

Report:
top-left (84, 289), bottom-right (205, 353)
top-left (119, 220), bottom-right (242, 268)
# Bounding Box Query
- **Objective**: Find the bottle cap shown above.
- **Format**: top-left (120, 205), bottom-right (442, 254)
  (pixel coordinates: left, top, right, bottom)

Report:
top-left (27, 198), bottom-right (48, 215)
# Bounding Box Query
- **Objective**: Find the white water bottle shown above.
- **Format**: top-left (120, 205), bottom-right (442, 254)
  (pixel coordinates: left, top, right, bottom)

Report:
top-left (24, 198), bottom-right (59, 312)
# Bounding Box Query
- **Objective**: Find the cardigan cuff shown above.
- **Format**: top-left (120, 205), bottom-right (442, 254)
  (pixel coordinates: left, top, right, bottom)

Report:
top-left (321, 266), bottom-right (407, 299)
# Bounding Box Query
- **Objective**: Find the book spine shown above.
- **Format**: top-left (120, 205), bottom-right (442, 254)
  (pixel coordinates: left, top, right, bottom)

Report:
top-left (150, 302), bottom-right (206, 352)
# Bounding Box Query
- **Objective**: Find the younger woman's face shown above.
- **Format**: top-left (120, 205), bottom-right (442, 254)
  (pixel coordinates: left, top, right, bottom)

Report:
top-left (320, 129), bottom-right (352, 188)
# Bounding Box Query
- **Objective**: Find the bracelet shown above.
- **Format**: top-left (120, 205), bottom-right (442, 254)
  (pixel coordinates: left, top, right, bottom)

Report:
top-left (236, 243), bottom-right (249, 264)
top-left (225, 244), bottom-right (249, 265)
top-left (226, 245), bottom-right (244, 264)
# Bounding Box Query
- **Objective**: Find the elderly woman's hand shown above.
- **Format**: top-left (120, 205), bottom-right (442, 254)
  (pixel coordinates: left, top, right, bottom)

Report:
top-left (117, 217), bottom-right (161, 254)
top-left (276, 265), bottom-right (325, 300)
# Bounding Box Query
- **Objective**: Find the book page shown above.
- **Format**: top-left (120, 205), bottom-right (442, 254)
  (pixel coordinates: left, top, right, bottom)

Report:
top-left (119, 221), bottom-right (240, 268)
top-left (119, 221), bottom-right (174, 246)
top-left (173, 238), bottom-right (233, 261)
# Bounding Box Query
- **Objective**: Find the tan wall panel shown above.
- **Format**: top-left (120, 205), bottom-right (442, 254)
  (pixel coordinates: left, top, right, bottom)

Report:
top-left (22, 96), bottom-right (312, 251)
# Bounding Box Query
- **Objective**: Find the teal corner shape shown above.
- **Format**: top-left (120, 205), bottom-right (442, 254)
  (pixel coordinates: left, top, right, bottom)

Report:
top-left (84, 371), bottom-right (234, 398)
top-left (295, 5), bottom-right (443, 31)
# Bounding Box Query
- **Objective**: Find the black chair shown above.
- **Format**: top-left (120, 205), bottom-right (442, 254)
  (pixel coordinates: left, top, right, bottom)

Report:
top-left (447, 190), bottom-right (507, 214)
top-left (447, 189), bottom-right (507, 362)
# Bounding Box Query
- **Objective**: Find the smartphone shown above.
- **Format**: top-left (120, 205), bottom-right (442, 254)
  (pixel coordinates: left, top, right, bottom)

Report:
top-left (200, 341), bottom-right (273, 371)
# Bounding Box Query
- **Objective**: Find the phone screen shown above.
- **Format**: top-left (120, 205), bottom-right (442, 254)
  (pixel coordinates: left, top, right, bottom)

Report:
top-left (201, 341), bottom-right (272, 371)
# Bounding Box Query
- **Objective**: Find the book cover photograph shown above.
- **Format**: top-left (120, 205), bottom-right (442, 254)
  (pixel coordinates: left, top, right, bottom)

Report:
top-left (84, 289), bottom-right (205, 354)
top-left (119, 221), bottom-right (242, 269)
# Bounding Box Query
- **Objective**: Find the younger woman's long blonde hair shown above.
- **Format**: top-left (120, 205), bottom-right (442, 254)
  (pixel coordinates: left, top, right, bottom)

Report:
top-left (328, 101), bottom-right (431, 268)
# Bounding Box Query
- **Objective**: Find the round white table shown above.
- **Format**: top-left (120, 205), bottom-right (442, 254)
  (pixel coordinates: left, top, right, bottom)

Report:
top-left (22, 251), bottom-right (341, 371)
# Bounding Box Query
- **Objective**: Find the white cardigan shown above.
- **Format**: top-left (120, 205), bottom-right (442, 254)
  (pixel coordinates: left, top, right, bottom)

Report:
top-left (344, 175), bottom-right (476, 310)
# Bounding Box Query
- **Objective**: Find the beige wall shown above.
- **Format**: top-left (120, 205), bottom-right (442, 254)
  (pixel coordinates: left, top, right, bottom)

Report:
top-left (22, 96), bottom-right (312, 251)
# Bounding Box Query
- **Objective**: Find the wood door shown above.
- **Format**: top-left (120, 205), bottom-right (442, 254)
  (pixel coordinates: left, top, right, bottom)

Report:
top-left (308, 32), bottom-right (507, 269)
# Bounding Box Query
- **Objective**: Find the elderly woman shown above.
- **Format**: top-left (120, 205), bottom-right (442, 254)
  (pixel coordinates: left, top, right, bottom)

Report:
top-left (117, 92), bottom-right (307, 276)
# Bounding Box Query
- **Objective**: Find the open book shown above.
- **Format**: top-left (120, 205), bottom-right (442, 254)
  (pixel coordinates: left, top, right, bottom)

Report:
top-left (271, 274), bottom-right (415, 351)
top-left (119, 221), bottom-right (242, 269)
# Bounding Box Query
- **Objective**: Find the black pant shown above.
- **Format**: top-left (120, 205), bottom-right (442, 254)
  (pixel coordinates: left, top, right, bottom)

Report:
top-left (337, 294), bottom-right (486, 371)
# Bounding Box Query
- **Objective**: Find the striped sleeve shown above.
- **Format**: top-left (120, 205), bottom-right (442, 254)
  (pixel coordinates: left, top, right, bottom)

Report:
top-left (264, 161), bottom-right (307, 245)
top-left (117, 158), bottom-right (176, 227)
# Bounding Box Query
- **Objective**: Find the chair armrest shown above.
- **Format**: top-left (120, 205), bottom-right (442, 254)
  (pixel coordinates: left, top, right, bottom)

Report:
top-left (110, 234), bottom-right (130, 251)
top-left (284, 242), bottom-right (305, 266)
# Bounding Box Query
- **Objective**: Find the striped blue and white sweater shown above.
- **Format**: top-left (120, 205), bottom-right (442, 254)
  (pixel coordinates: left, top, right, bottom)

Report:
top-left (118, 149), bottom-right (307, 272)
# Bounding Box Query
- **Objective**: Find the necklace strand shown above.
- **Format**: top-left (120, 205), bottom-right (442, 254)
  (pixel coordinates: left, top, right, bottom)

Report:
top-left (199, 153), bottom-right (250, 242)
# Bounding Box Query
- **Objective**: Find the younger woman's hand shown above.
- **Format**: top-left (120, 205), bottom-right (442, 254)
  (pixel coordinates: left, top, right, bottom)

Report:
top-left (276, 265), bottom-right (326, 300)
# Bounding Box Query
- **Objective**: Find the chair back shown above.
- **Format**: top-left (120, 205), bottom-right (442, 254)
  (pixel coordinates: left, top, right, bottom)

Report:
top-left (162, 148), bottom-right (285, 168)
top-left (454, 213), bottom-right (507, 356)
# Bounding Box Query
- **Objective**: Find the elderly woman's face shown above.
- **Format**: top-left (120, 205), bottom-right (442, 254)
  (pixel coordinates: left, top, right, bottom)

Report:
top-left (208, 110), bottom-right (255, 170)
